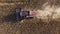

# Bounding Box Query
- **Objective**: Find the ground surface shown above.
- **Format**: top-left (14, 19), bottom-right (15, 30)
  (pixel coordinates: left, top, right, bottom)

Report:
top-left (0, 2), bottom-right (60, 34)
top-left (0, 18), bottom-right (60, 34)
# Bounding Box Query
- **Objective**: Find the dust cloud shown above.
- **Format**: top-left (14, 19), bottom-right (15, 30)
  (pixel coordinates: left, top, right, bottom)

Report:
top-left (30, 2), bottom-right (60, 19)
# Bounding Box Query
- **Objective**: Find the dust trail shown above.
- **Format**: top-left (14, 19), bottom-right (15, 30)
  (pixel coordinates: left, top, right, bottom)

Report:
top-left (30, 2), bottom-right (60, 19)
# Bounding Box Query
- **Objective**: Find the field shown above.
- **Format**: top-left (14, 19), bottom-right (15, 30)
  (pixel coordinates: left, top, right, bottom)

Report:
top-left (0, 0), bottom-right (60, 34)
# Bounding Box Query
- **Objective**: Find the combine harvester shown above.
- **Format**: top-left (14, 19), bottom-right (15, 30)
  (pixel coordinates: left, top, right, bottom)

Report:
top-left (16, 7), bottom-right (36, 21)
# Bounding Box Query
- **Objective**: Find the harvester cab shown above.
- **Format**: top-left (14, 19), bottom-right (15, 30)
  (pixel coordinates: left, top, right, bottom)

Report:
top-left (16, 8), bottom-right (33, 21)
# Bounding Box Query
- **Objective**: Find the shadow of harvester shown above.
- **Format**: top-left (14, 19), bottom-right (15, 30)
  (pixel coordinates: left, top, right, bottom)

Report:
top-left (1, 12), bottom-right (33, 23)
top-left (1, 12), bottom-right (25, 23)
top-left (1, 12), bottom-right (17, 23)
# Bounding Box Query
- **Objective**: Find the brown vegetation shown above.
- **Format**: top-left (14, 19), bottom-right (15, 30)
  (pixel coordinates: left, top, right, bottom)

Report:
top-left (0, 0), bottom-right (60, 34)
